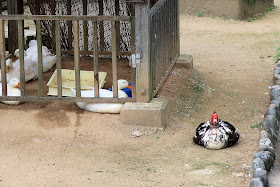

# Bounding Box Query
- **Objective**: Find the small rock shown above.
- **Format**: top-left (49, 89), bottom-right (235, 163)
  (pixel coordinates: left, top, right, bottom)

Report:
top-left (131, 129), bottom-right (143, 137)
top-left (253, 169), bottom-right (268, 187)
top-left (251, 158), bottom-right (266, 174)
top-left (250, 178), bottom-right (264, 187)
top-left (253, 151), bottom-right (274, 171)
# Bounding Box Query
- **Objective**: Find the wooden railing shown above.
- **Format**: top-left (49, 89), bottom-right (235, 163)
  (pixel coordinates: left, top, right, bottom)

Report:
top-left (0, 14), bottom-right (136, 103)
top-left (150, 0), bottom-right (179, 98)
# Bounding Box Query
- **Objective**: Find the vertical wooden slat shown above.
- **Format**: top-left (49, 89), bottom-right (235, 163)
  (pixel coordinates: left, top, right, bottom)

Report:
top-left (130, 16), bottom-right (136, 99)
top-left (18, 20), bottom-right (25, 96)
top-left (56, 20), bottom-right (62, 97)
top-left (93, 20), bottom-right (99, 97)
top-left (115, 0), bottom-right (120, 52)
top-left (67, 0), bottom-right (72, 50)
top-left (36, 20), bottom-right (44, 97)
top-left (73, 21), bottom-right (81, 97)
top-left (51, 0), bottom-right (56, 50)
top-left (111, 20), bottom-right (118, 98)
top-left (83, 0), bottom-right (88, 52)
top-left (0, 20), bottom-right (7, 96)
top-left (135, 3), bottom-right (151, 102)
top-left (164, 2), bottom-right (168, 73)
top-left (35, 0), bottom-right (40, 15)
top-left (7, 0), bottom-right (18, 54)
top-left (99, 0), bottom-right (104, 51)
top-left (176, 0), bottom-right (180, 56)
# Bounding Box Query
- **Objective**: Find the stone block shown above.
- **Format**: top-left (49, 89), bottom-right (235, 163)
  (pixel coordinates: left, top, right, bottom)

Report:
top-left (120, 98), bottom-right (169, 127)
top-left (176, 54), bottom-right (193, 69)
top-left (250, 178), bottom-right (264, 187)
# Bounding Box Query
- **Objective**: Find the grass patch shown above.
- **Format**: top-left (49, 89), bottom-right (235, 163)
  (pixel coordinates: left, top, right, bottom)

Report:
top-left (197, 12), bottom-right (203, 17)
top-left (274, 47), bottom-right (280, 61)
top-left (222, 16), bottom-right (230, 20)
top-left (246, 13), bottom-right (264, 22)
top-left (266, 5), bottom-right (277, 12)
top-left (251, 122), bottom-right (261, 129)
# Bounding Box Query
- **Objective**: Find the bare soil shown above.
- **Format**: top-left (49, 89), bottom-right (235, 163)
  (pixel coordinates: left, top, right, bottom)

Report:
top-left (1, 2), bottom-right (280, 187)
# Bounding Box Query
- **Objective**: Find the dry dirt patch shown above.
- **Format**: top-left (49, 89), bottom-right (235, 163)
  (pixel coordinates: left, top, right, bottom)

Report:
top-left (1, 3), bottom-right (280, 187)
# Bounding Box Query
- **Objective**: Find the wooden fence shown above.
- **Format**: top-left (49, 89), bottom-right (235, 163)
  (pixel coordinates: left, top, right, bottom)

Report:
top-left (0, 14), bottom-right (136, 103)
top-left (150, 0), bottom-right (179, 98)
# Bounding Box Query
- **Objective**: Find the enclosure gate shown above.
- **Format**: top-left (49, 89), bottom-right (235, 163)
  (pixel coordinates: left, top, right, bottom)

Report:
top-left (150, 0), bottom-right (179, 98)
top-left (0, 14), bottom-right (136, 103)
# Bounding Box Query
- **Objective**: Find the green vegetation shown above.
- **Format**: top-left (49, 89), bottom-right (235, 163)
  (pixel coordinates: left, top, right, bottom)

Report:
top-left (222, 16), bottom-right (230, 20)
top-left (250, 122), bottom-right (260, 129)
top-left (275, 47), bottom-right (280, 61)
top-left (266, 5), bottom-right (277, 12)
top-left (197, 12), bottom-right (203, 17)
top-left (246, 6), bottom-right (277, 22)
top-left (245, 14), bottom-right (264, 22)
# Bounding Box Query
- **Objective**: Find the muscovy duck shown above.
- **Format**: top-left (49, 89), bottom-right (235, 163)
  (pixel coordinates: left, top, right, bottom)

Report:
top-left (193, 112), bottom-right (239, 149)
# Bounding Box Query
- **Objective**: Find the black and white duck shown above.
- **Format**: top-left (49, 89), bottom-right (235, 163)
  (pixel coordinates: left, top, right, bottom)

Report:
top-left (193, 112), bottom-right (239, 149)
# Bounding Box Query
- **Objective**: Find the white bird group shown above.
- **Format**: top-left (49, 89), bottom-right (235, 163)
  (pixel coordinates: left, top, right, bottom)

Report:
top-left (71, 79), bottom-right (131, 113)
top-left (0, 78), bottom-right (21, 105)
top-left (0, 40), bottom-right (56, 82)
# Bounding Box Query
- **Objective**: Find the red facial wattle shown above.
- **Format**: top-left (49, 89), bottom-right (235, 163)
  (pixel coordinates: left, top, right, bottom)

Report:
top-left (211, 113), bottom-right (219, 125)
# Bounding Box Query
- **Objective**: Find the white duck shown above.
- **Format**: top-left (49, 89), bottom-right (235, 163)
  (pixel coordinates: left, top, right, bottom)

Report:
top-left (0, 78), bottom-right (21, 105)
top-left (0, 49), bottom-right (38, 82)
top-left (26, 40), bottom-right (56, 72)
top-left (71, 79), bottom-right (131, 113)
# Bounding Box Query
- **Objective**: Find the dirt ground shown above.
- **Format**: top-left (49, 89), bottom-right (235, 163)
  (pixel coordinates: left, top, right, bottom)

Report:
top-left (1, 2), bottom-right (280, 187)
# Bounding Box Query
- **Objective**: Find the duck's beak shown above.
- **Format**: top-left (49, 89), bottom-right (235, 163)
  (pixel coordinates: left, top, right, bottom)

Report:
top-left (126, 84), bottom-right (132, 89)
top-left (17, 82), bottom-right (21, 88)
top-left (6, 66), bottom-right (10, 73)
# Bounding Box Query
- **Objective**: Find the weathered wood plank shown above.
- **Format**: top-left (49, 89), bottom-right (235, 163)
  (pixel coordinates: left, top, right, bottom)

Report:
top-left (35, 0), bottom-right (40, 15)
top-left (99, 0), bottom-right (104, 51)
top-left (51, 0), bottom-right (56, 50)
top-left (36, 20), bottom-right (44, 97)
top-left (83, 0), bottom-right (88, 52)
top-left (73, 20), bottom-right (81, 97)
top-left (111, 20), bottom-right (118, 98)
top-left (7, 0), bottom-right (18, 53)
top-left (18, 20), bottom-right (25, 96)
top-left (130, 16), bottom-right (136, 99)
top-left (0, 20), bottom-right (7, 96)
top-left (0, 96), bottom-right (136, 103)
top-left (55, 20), bottom-right (62, 97)
top-left (0, 15), bottom-right (131, 21)
top-left (93, 20), bottom-right (99, 97)
top-left (115, 0), bottom-right (120, 52)
top-left (59, 50), bottom-right (131, 56)
top-left (135, 3), bottom-right (151, 102)
top-left (67, 0), bottom-right (72, 50)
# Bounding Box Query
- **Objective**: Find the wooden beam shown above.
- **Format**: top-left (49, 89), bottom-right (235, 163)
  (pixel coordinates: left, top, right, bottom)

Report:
top-left (18, 20), bottom-right (25, 96)
top-left (0, 20), bottom-right (7, 96)
top-left (55, 20), bottom-right (62, 97)
top-left (67, 0), bottom-right (72, 50)
top-left (99, 0), bottom-right (104, 51)
top-left (7, 0), bottom-right (18, 53)
top-left (135, 2), bottom-right (151, 102)
top-left (0, 15), bottom-right (131, 21)
top-left (0, 95), bottom-right (136, 103)
top-left (115, 0), bottom-right (120, 52)
top-left (111, 20), bottom-right (118, 98)
top-left (93, 21), bottom-right (99, 97)
top-left (36, 20), bottom-right (44, 97)
top-left (51, 0), bottom-right (56, 50)
top-left (73, 21), bottom-right (81, 97)
top-left (83, 0), bottom-right (88, 52)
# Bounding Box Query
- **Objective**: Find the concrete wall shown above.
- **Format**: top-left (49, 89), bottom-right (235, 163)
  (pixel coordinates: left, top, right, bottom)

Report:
top-left (179, 0), bottom-right (274, 19)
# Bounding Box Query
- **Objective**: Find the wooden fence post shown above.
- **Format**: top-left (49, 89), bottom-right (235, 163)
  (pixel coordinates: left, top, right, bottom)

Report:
top-left (134, 2), bottom-right (151, 103)
top-left (7, 0), bottom-right (23, 54)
